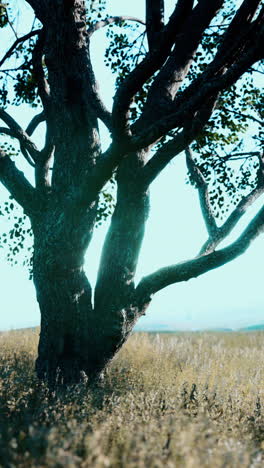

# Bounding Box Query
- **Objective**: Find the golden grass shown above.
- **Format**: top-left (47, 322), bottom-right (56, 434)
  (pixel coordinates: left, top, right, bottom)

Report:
top-left (0, 329), bottom-right (264, 467)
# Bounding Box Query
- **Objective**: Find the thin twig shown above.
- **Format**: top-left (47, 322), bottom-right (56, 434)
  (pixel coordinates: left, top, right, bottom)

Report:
top-left (223, 107), bottom-right (263, 126)
top-left (0, 29), bottom-right (41, 68)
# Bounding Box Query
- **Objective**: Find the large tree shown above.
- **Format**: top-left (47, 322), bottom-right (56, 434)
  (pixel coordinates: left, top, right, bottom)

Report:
top-left (0, 0), bottom-right (263, 385)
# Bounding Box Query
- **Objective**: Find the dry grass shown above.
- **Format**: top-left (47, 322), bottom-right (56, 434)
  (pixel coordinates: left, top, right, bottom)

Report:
top-left (0, 329), bottom-right (264, 467)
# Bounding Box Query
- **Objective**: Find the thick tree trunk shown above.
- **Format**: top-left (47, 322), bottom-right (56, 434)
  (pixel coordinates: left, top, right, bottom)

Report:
top-left (35, 265), bottom-right (94, 384)
top-left (32, 206), bottom-right (145, 385)
top-left (34, 263), bottom-right (143, 385)
top-left (34, 263), bottom-right (135, 385)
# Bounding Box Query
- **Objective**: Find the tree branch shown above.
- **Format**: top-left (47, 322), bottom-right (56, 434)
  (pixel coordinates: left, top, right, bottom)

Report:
top-left (91, 81), bottom-right (112, 132)
top-left (200, 153), bottom-right (264, 254)
top-left (29, 33), bottom-right (53, 187)
top-left (130, 28), bottom-right (263, 152)
top-left (223, 107), bottom-right (263, 126)
top-left (0, 148), bottom-right (37, 214)
top-left (0, 108), bottom-right (40, 163)
top-left (0, 126), bottom-right (15, 138)
top-left (32, 29), bottom-right (50, 110)
top-left (24, 0), bottom-right (47, 23)
top-left (199, 5), bottom-right (263, 95)
top-left (0, 126), bottom-right (36, 167)
top-left (186, 147), bottom-right (217, 236)
top-left (136, 0), bottom-right (222, 129)
top-left (87, 15), bottom-right (145, 37)
top-left (215, 151), bottom-right (261, 162)
top-left (78, 2), bottom-right (263, 195)
top-left (76, 143), bottom-right (121, 207)
top-left (135, 204), bottom-right (264, 304)
top-left (132, 2), bottom-right (263, 151)
top-left (145, 0), bottom-right (164, 51)
top-left (89, 99), bottom-right (216, 204)
top-left (26, 111), bottom-right (45, 136)
top-left (31, 30), bottom-right (57, 188)
top-left (94, 149), bottom-right (150, 315)
top-left (215, 0), bottom-right (262, 62)
top-left (112, 0), bottom-right (196, 141)
top-left (0, 29), bottom-right (41, 68)
top-left (141, 96), bottom-right (217, 185)
top-left (95, 102), bottom-right (112, 132)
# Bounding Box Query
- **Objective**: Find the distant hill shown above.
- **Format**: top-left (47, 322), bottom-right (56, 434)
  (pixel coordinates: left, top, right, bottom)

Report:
top-left (239, 324), bottom-right (264, 332)
top-left (135, 323), bottom-right (234, 332)
top-left (135, 323), bottom-right (264, 333)
top-left (202, 328), bottom-right (233, 332)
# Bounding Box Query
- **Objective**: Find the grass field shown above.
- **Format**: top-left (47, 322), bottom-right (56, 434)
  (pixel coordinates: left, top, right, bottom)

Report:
top-left (0, 329), bottom-right (264, 467)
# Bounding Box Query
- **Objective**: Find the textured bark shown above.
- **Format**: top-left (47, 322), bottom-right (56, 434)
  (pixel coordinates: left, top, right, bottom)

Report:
top-left (33, 253), bottom-right (145, 385)
top-left (31, 190), bottom-right (147, 384)
top-left (34, 263), bottom-right (94, 384)
top-left (32, 204), bottom-right (142, 385)
top-left (34, 261), bottom-right (137, 385)
top-left (95, 150), bottom-right (150, 312)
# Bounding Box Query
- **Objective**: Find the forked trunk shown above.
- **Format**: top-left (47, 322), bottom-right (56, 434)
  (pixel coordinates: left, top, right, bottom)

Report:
top-left (34, 261), bottom-right (139, 385)
top-left (32, 212), bottom-right (142, 385)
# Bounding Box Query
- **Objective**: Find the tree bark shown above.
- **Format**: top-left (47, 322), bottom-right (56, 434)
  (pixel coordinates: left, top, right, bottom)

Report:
top-left (34, 261), bottom-right (144, 386)
top-left (32, 200), bottom-right (146, 385)
top-left (34, 263), bottom-right (95, 384)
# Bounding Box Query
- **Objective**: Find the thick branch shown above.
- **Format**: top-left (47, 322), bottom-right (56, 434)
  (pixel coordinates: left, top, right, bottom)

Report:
top-left (79, 95), bottom-right (217, 204)
top-left (95, 150), bottom-right (150, 314)
top-left (216, 0), bottom-right (262, 61)
top-left (112, 0), bottom-right (196, 140)
top-left (95, 102), bottom-right (112, 131)
top-left (135, 204), bottom-right (264, 302)
top-left (131, 3), bottom-right (264, 151)
top-left (26, 111), bottom-right (45, 136)
top-left (87, 15), bottom-right (145, 37)
top-left (31, 32), bottom-right (54, 188)
top-left (130, 30), bottom-right (263, 151)
top-left (24, 0), bottom-right (47, 22)
top-left (175, 4), bottom-right (264, 111)
top-left (76, 143), bottom-right (120, 206)
top-left (0, 29), bottom-right (41, 68)
top-left (91, 81), bottom-right (112, 132)
top-left (146, 0), bottom-right (164, 50)
top-left (0, 126), bottom-right (15, 138)
top-left (0, 149), bottom-right (37, 213)
top-left (138, 0), bottom-right (222, 128)
top-left (32, 29), bottom-right (50, 110)
top-left (34, 120), bottom-right (54, 190)
top-left (186, 147), bottom-right (217, 236)
top-left (142, 97), bottom-right (217, 185)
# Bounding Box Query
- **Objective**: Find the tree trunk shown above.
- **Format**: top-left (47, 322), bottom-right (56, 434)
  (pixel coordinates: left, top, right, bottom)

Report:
top-left (34, 262), bottom-right (142, 385)
top-left (32, 206), bottom-right (144, 385)
top-left (35, 264), bottom-right (94, 384)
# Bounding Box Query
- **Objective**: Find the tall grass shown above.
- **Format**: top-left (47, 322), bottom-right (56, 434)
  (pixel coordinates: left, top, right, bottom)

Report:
top-left (0, 329), bottom-right (263, 467)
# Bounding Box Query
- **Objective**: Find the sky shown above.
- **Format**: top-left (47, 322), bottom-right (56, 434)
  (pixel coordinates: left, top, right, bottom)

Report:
top-left (0, 0), bottom-right (263, 331)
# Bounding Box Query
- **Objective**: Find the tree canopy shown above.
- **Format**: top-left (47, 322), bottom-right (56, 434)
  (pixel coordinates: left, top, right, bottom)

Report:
top-left (0, 0), bottom-right (263, 272)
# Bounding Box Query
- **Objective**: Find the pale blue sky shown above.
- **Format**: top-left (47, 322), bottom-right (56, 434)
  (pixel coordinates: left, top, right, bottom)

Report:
top-left (0, 0), bottom-right (263, 331)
